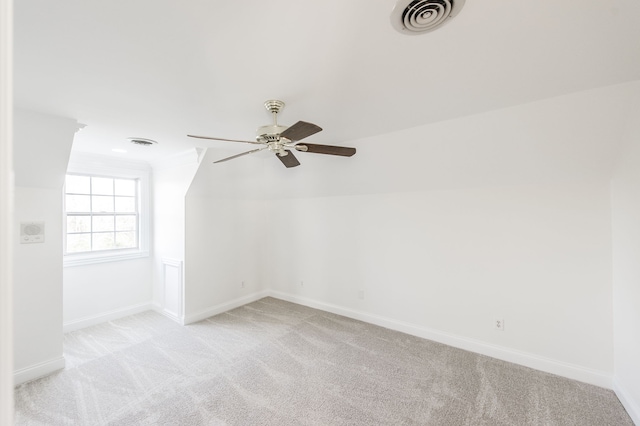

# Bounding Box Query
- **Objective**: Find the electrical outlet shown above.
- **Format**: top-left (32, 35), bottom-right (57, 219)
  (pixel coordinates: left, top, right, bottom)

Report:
top-left (300, 281), bottom-right (304, 287)
top-left (494, 317), bottom-right (505, 331)
top-left (358, 290), bottom-right (365, 300)
top-left (241, 281), bottom-right (245, 288)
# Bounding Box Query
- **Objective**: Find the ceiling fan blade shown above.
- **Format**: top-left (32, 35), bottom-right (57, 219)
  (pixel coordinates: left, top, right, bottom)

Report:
top-left (279, 121), bottom-right (322, 142)
top-left (295, 143), bottom-right (356, 157)
top-left (275, 151), bottom-right (300, 168)
top-left (213, 147), bottom-right (269, 164)
top-left (188, 134), bottom-right (264, 145)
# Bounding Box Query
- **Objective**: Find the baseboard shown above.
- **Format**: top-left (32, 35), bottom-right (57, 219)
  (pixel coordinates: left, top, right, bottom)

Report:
top-left (614, 378), bottom-right (640, 425)
top-left (268, 291), bottom-right (613, 389)
top-left (14, 357), bottom-right (65, 386)
top-left (183, 290), bottom-right (271, 325)
top-left (63, 302), bottom-right (154, 333)
top-left (58, 291), bottom-right (615, 392)
top-left (151, 302), bottom-right (185, 325)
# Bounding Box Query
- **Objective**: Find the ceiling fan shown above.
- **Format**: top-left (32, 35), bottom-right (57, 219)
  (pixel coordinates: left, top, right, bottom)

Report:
top-left (187, 100), bottom-right (356, 168)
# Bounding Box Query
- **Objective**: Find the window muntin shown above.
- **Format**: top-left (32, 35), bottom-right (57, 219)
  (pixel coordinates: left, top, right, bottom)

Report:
top-left (64, 174), bottom-right (139, 254)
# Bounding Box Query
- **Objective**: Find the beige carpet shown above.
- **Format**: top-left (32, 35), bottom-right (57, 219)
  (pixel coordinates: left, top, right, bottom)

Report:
top-left (14, 297), bottom-right (633, 425)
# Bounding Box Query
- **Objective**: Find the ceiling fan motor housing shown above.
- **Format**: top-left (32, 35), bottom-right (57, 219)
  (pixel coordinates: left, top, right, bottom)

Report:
top-left (256, 124), bottom-right (288, 142)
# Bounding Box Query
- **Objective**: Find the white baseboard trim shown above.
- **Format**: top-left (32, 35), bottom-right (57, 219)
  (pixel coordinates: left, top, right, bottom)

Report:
top-left (63, 302), bottom-right (154, 333)
top-left (151, 302), bottom-right (185, 325)
top-left (183, 290), bottom-right (271, 325)
top-left (268, 291), bottom-right (613, 389)
top-left (14, 357), bottom-right (65, 386)
top-left (614, 378), bottom-right (640, 425)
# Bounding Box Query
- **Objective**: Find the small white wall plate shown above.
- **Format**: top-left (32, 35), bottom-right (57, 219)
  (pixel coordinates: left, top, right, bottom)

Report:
top-left (20, 221), bottom-right (45, 244)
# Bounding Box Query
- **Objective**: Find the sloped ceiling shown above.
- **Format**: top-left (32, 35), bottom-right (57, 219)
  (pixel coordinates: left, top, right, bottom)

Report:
top-left (186, 82), bottom-right (640, 198)
top-left (13, 0), bottom-right (640, 166)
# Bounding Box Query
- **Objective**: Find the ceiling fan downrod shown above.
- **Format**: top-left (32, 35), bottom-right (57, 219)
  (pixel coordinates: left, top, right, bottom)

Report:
top-left (257, 100), bottom-right (287, 143)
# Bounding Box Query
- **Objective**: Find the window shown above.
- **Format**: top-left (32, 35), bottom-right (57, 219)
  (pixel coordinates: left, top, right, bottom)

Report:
top-left (64, 153), bottom-right (150, 267)
top-left (65, 174), bottom-right (139, 253)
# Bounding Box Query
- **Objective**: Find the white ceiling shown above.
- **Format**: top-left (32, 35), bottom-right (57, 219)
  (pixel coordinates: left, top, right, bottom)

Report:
top-left (13, 0), bottom-right (640, 164)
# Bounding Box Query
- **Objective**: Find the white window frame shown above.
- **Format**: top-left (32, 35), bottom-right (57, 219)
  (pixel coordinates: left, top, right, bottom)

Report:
top-left (64, 153), bottom-right (150, 267)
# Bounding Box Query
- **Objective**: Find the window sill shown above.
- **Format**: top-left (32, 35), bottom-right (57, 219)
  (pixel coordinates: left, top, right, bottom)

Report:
top-left (63, 250), bottom-right (149, 268)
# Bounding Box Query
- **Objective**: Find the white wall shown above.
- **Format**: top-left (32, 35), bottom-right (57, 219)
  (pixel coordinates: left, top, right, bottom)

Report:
top-left (184, 195), bottom-right (266, 322)
top-left (264, 183), bottom-right (614, 385)
top-left (180, 83), bottom-right (640, 389)
top-left (183, 149), bottom-right (267, 323)
top-left (0, 0), bottom-right (13, 420)
top-left (13, 110), bottom-right (78, 189)
top-left (63, 258), bottom-right (152, 330)
top-left (611, 87), bottom-right (640, 423)
top-left (13, 188), bottom-right (66, 371)
top-left (62, 152), bottom-right (153, 331)
top-left (151, 150), bottom-right (202, 322)
top-left (13, 109), bottom-right (78, 384)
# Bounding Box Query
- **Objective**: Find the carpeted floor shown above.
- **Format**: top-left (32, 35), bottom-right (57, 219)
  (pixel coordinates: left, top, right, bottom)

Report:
top-left (14, 297), bottom-right (633, 425)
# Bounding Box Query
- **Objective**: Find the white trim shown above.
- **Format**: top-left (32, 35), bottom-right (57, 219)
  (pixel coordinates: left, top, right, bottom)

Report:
top-left (614, 378), bottom-right (640, 425)
top-left (14, 357), bottom-right (65, 386)
top-left (268, 291), bottom-right (613, 389)
top-left (64, 249), bottom-right (149, 267)
top-left (183, 290), bottom-right (271, 325)
top-left (151, 302), bottom-right (184, 325)
top-left (161, 258), bottom-right (183, 320)
top-left (0, 0), bottom-right (13, 421)
top-left (161, 258), bottom-right (183, 267)
top-left (63, 302), bottom-right (154, 333)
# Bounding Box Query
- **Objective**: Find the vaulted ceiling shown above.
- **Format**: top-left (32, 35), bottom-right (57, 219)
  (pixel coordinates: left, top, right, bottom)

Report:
top-left (14, 0), bottom-right (640, 164)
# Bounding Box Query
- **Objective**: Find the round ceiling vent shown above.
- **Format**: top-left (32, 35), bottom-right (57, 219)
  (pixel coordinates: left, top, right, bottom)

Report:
top-left (128, 137), bottom-right (158, 146)
top-left (391, 0), bottom-right (465, 35)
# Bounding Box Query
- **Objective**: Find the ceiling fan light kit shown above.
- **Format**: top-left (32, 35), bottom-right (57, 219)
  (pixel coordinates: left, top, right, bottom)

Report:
top-left (188, 100), bottom-right (356, 168)
top-left (391, 0), bottom-right (466, 35)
